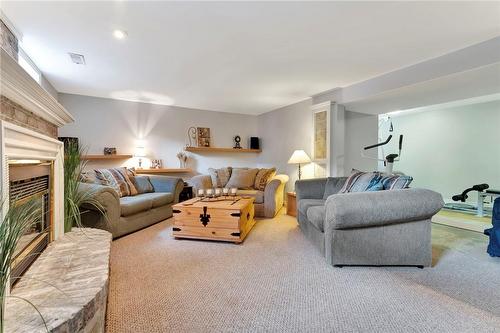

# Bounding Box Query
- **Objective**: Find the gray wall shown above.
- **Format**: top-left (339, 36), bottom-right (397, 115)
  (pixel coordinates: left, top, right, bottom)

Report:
top-left (257, 99), bottom-right (377, 191)
top-left (379, 100), bottom-right (500, 202)
top-left (58, 94), bottom-right (259, 174)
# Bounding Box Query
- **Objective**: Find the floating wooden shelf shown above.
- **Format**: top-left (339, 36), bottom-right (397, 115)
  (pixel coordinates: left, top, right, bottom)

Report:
top-left (82, 154), bottom-right (133, 160)
top-left (185, 147), bottom-right (261, 153)
top-left (135, 168), bottom-right (192, 174)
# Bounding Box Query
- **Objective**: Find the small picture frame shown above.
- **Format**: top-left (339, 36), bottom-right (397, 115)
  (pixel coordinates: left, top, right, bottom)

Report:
top-left (197, 127), bottom-right (211, 147)
top-left (103, 147), bottom-right (117, 155)
top-left (151, 159), bottom-right (163, 169)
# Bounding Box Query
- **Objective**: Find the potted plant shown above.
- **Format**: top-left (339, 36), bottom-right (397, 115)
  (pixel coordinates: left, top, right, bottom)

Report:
top-left (0, 197), bottom-right (46, 333)
top-left (63, 142), bottom-right (105, 232)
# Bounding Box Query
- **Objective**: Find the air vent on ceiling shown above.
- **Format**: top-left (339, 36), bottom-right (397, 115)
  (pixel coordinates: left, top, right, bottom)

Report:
top-left (68, 52), bottom-right (85, 65)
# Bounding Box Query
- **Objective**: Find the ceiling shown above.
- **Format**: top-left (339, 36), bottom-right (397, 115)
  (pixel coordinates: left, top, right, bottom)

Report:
top-left (2, 1), bottom-right (500, 115)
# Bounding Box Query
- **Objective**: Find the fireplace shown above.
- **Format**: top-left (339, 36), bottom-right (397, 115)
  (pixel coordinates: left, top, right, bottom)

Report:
top-left (9, 162), bottom-right (53, 287)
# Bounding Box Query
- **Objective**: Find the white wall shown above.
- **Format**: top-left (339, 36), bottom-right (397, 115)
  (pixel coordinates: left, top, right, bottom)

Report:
top-left (58, 94), bottom-right (259, 174)
top-left (257, 99), bottom-right (314, 191)
top-left (344, 110), bottom-right (378, 172)
top-left (379, 100), bottom-right (500, 202)
top-left (257, 99), bottom-right (377, 191)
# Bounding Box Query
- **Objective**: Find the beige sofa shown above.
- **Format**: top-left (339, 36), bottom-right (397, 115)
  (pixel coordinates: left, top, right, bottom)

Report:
top-left (188, 170), bottom-right (289, 218)
top-left (78, 175), bottom-right (184, 238)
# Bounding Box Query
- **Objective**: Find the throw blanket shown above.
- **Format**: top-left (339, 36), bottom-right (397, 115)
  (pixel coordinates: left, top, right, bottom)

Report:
top-left (484, 197), bottom-right (500, 257)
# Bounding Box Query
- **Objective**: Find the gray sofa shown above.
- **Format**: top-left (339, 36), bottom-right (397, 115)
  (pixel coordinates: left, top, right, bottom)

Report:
top-left (78, 175), bottom-right (184, 238)
top-left (296, 177), bottom-right (444, 267)
top-left (188, 173), bottom-right (289, 218)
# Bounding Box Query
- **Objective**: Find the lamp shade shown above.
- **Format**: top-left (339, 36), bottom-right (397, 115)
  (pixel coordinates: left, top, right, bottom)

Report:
top-left (288, 150), bottom-right (311, 164)
top-left (134, 146), bottom-right (146, 158)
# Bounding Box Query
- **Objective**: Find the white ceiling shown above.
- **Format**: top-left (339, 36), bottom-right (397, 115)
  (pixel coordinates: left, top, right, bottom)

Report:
top-left (2, 1), bottom-right (500, 115)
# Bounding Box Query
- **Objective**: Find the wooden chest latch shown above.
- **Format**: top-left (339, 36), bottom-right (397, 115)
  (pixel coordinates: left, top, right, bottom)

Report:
top-left (199, 206), bottom-right (211, 226)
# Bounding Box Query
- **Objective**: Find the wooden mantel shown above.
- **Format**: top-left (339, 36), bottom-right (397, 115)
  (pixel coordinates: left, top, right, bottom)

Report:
top-left (0, 48), bottom-right (74, 127)
top-left (185, 146), bottom-right (261, 153)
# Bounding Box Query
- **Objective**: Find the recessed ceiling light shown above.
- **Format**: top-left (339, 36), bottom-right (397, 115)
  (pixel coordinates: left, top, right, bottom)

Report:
top-left (113, 29), bottom-right (128, 40)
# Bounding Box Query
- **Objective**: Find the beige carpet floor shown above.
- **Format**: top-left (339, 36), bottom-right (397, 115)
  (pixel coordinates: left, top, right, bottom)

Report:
top-left (106, 212), bottom-right (500, 333)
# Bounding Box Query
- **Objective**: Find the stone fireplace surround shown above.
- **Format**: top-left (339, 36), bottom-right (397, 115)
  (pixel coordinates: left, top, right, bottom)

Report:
top-left (1, 40), bottom-right (111, 331)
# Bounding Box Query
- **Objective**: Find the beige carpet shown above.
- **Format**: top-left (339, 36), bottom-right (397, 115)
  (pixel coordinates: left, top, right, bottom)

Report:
top-left (106, 212), bottom-right (500, 332)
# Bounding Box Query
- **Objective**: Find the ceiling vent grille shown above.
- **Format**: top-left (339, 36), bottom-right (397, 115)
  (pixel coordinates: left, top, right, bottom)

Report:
top-left (68, 52), bottom-right (85, 65)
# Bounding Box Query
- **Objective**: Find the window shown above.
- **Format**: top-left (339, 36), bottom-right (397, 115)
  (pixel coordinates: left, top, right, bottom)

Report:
top-left (18, 48), bottom-right (41, 83)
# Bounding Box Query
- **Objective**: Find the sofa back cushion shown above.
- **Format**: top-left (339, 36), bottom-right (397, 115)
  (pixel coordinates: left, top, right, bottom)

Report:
top-left (225, 168), bottom-right (259, 190)
top-left (208, 167), bottom-right (233, 187)
top-left (338, 170), bottom-right (383, 193)
top-left (95, 167), bottom-right (138, 197)
top-left (131, 175), bottom-right (154, 194)
top-left (323, 177), bottom-right (348, 199)
top-left (254, 168), bottom-right (276, 191)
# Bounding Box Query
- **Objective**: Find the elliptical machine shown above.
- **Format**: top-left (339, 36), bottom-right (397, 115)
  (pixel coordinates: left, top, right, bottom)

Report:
top-left (362, 134), bottom-right (403, 174)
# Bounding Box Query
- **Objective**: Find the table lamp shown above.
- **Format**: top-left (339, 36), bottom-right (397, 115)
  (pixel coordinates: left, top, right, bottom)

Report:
top-left (288, 150), bottom-right (311, 180)
top-left (134, 146), bottom-right (146, 169)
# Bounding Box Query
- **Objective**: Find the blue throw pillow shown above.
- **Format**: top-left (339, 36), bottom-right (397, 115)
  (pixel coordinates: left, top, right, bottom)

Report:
top-left (339, 170), bottom-right (383, 193)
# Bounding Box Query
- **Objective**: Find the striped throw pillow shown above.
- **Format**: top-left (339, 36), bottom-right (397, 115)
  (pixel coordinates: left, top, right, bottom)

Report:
top-left (380, 174), bottom-right (413, 190)
top-left (95, 167), bottom-right (138, 197)
top-left (338, 170), bottom-right (383, 193)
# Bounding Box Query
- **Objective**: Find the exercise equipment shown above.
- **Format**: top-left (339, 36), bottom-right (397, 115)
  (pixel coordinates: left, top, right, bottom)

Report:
top-left (362, 134), bottom-right (403, 174)
top-left (484, 197), bottom-right (500, 257)
top-left (449, 184), bottom-right (500, 217)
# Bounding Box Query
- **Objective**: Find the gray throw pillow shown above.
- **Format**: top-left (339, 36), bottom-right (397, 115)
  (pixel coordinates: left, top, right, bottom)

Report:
top-left (225, 168), bottom-right (259, 190)
top-left (131, 175), bottom-right (154, 194)
top-left (208, 167), bottom-right (233, 187)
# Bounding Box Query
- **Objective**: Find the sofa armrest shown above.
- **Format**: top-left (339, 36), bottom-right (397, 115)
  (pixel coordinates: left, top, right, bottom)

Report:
top-left (295, 178), bottom-right (328, 201)
top-left (325, 188), bottom-right (444, 230)
top-left (263, 174), bottom-right (289, 217)
top-left (77, 182), bottom-right (120, 223)
top-left (147, 175), bottom-right (184, 203)
top-left (187, 174), bottom-right (213, 191)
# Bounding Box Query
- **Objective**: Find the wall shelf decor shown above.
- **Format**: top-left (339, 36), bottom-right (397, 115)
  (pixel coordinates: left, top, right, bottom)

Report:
top-left (82, 154), bottom-right (133, 160)
top-left (185, 147), bottom-right (261, 153)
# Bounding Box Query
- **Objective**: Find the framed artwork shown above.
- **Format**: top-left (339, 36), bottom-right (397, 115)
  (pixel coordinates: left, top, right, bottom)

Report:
top-left (197, 127), bottom-right (211, 147)
top-left (312, 102), bottom-right (331, 177)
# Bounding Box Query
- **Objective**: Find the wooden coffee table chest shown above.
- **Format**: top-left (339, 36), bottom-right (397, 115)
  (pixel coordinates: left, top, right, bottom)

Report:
top-left (172, 197), bottom-right (256, 243)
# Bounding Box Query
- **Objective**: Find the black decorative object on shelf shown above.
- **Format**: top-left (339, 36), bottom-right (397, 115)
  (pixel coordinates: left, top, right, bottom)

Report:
top-left (233, 135), bottom-right (242, 149)
top-left (58, 137), bottom-right (79, 153)
top-left (250, 137), bottom-right (260, 150)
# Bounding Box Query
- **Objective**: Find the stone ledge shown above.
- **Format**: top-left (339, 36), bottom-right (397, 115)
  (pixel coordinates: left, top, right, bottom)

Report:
top-left (5, 228), bottom-right (112, 333)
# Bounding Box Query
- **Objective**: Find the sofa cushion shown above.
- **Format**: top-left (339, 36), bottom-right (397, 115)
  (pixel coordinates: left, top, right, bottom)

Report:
top-left (298, 199), bottom-right (326, 215)
top-left (120, 195), bottom-right (153, 216)
top-left (119, 192), bottom-right (174, 217)
top-left (237, 189), bottom-right (264, 204)
top-left (131, 175), bottom-right (154, 194)
top-left (254, 168), bottom-right (276, 191)
top-left (208, 167), bottom-right (232, 187)
top-left (307, 206), bottom-right (326, 232)
top-left (323, 177), bottom-right (348, 199)
top-left (225, 168), bottom-right (259, 189)
top-left (95, 167), bottom-right (138, 197)
top-left (338, 170), bottom-right (383, 194)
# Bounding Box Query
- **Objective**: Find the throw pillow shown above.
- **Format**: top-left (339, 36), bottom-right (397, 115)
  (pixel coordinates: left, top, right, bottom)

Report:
top-left (95, 167), bottom-right (138, 197)
top-left (254, 168), bottom-right (276, 191)
top-left (80, 170), bottom-right (108, 185)
top-left (208, 167), bottom-right (233, 187)
top-left (131, 175), bottom-right (154, 194)
top-left (338, 170), bottom-right (383, 193)
top-left (225, 168), bottom-right (259, 190)
top-left (380, 174), bottom-right (413, 190)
